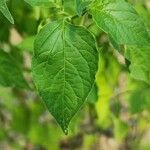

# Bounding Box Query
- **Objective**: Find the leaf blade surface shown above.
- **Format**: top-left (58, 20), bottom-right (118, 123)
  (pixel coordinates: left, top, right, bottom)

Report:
top-left (32, 20), bottom-right (98, 133)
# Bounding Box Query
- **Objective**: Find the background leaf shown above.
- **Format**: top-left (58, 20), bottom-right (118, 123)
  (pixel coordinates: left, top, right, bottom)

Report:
top-left (0, 50), bottom-right (28, 88)
top-left (0, 0), bottom-right (14, 24)
top-left (76, 0), bottom-right (91, 16)
top-left (90, 0), bottom-right (150, 47)
top-left (126, 46), bottom-right (150, 85)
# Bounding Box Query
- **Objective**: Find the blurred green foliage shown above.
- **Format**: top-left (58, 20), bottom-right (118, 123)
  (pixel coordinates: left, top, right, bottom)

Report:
top-left (0, 0), bottom-right (150, 149)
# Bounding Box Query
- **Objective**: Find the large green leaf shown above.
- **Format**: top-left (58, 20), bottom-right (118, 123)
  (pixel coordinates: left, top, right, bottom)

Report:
top-left (0, 0), bottom-right (14, 24)
top-left (32, 20), bottom-right (98, 133)
top-left (126, 46), bottom-right (150, 85)
top-left (0, 50), bottom-right (28, 88)
top-left (90, 0), bottom-right (150, 46)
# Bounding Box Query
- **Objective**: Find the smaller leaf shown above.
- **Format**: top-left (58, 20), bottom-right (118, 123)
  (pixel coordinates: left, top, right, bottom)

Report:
top-left (0, 0), bottom-right (14, 24)
top-left (76, 0), bottom-right (91, 16)
top-left (63, 0), bottom-right (76, 15)
top-left (90, 0), bottom-right (150, 47)
top-left (86, 83), bottom-right (98, 104)
top-left (126, 46), bottom-right (150, 85)
top-left (129, 90), bottom-right (145, 114)
top-left (0, 50), bottom-right (29, 88)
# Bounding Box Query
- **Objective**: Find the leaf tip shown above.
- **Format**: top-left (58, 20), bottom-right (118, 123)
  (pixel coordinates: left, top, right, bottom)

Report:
top-left (60, 122), bottom-right (69, 135)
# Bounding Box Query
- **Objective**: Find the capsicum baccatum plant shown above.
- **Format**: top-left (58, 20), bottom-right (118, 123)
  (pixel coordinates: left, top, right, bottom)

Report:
top-left (1, 0), bottom-right (150, 134)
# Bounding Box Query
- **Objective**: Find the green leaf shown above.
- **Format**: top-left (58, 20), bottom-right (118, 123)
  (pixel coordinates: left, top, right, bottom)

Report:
top-left (0, 0), bottom-right (14, 24)
top-left (0, 50), bottom-right (28, 88)
top-left (32, 20), bottom-right (98, 133)
top-left (63, 0), bottom-right (76, 15)
top-left (126, 46), bottom-right (150, 85)
top-left (90, 0), bottom-right (150, 46)
top-left (76, 0), bottom-right (91, 16)
top-left (86, 83), bottom-right (98, 104)
top-left (128, 85), bottom-right (150, 114)
top-left (129, 90), bottom-right (145, 114)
